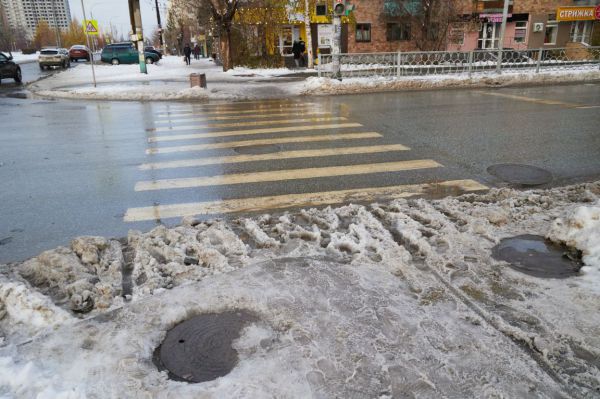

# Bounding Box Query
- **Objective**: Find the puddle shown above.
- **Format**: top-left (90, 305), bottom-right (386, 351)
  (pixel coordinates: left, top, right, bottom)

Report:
top-left (491, 234), bottom-right (582, 278)
top-left (422, 183), bottom-right (471, 199)
top-left (153, 310), bottom-right (257, 383)
top-left (487, 164), bottom-right (553, 186)
top-left (234, 144), bottom-right (281, 155)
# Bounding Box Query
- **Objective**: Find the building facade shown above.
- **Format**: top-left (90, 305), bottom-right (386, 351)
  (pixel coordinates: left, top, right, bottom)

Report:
top-left (0, 0), bottom-right (71, 40)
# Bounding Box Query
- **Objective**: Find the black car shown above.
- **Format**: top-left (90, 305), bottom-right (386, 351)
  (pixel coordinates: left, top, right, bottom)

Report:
top-left (0, 52), bottom-right (22, 85)
top-left (144, 46), bottom-right (163, 59)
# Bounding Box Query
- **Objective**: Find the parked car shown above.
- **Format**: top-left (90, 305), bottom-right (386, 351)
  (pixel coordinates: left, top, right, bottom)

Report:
top-left (39, 48), bottom-right (70, 69)
top-left (69, 45), bottom-right (91, 62)
top-left (144, 46), bottom-right (163, 59)
top-left (0, 52), bottom-right (22, 84)
top-left (100, 43), bottom-right (160, 65)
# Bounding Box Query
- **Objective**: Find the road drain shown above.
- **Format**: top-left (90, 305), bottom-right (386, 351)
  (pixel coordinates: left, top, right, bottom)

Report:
top-left (233, 144), bottom-right (280, 155)
top-left (153, 310), bottom-right (257, 383)
top-left (487, 164), bottom-right (553, 186)
top-left (492, 234), bottom-right (582, 278)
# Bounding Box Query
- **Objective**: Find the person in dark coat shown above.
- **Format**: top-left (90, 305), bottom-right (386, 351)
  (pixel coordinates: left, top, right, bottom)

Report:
top-left (193, 44), bottom-right (200, 60)
top-left (298, 38), bottom-right (306, 67)
top-left (292, 39), bottom-right (302, 68)
top-left (183, 44), bottom-right (192, 65)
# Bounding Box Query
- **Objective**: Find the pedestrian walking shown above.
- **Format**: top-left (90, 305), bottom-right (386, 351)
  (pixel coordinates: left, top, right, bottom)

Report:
top-left (193, 44), bottom-right (200, 60)
top-left (299, 38), bottom-right (306, 67)
top-left (183, 44), bottom-right (192, 65)
top-left (292, 39), bottom-right (302, 68)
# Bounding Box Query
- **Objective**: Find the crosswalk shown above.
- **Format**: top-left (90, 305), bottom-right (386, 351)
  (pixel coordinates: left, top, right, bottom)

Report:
top-left (124, 100), bottom-right (488, 222)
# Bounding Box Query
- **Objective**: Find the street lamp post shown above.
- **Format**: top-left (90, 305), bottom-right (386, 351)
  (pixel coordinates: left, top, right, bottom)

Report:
top-left (496, 0), bottom-right (510, 73)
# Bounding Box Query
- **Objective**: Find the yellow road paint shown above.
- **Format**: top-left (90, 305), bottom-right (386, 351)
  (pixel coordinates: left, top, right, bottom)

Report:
top-left (135, 159), bottom-right (442, 191)
top-left (154, 117), bottom-right (346, 132)
top-left (146, 132), bottom-right (382, 154)
top-left (148, 123), bottom-right (363, 142)
top-left (125, 179), bottom-right (488, 221)
top-left (140, 144), bottom-right (410, 170)
top-left (154, 111), bottom-right (332, 124)
top-left (157, 103), bottom-right (319, 118)
top-left (159, 99), bottom-right (309, 111)
top-left (479, 91), bottom-right (582, 107)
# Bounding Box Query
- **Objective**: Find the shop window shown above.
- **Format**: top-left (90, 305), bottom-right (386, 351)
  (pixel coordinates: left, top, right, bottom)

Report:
top-left (355, 24), bottom-right (371, 42)
top-left (514, 21), bottom-right (527, 43)
top-left (386, 23), bottom-right (411, 41)
top-left (570, 20), bottom-right (592, 45)
top-left (544, 19), bottom-right (558, 45)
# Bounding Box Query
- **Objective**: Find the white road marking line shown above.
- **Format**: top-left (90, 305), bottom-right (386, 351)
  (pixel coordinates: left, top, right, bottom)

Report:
top-left (479, 91), bottom-right (581, 107)
top-left (157, 103), bottom-right (319, 118)
top-left (575, 105), bottom-right (600, 109)
top-left (154, 111), bottom-right (332, 124)
top-left (148, 123), bottom-right (363, 142)
top-left (139, 144), bottom-right (411, 170)
top-left (145, 132), bottom-right (382, 154)
top-left (124, 179), bottom-right (489, 221)
top-left (135, 159), bottom-right (442, 191)
top-left (153, 117), bottom-right (346, 132)
top-left (159, 99), bottom-right (309, 110)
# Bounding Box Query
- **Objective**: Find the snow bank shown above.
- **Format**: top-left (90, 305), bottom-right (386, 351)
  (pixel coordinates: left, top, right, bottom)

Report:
top-left (6, 51), bottom-right (38, 64)
top-left (1, 182), bottom-right (600, 397)
top-left (548, 200), bottom-right (600, 285)
top-left (302, 69), bottom-right (600, 95)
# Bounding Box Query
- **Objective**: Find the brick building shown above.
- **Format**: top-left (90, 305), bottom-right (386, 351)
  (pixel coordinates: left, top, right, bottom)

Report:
top-left (341, 0), bottom-right (600, 53)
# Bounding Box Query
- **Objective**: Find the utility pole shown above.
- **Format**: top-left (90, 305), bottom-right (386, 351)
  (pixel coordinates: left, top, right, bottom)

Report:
top-left (496, 0), bottom-right (510, 74)
top-left (128, 0), bottom-right (147, 74)
top-left (51, 0), bottom-right (62, 48)
top-left (80, 0), bottom-right (96, 87)
top-left (154, 0), bottom-right (164, 49)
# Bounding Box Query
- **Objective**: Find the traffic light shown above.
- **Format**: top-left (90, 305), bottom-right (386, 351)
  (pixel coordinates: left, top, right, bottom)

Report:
top-left (333, 0), bottom-right (347, 16)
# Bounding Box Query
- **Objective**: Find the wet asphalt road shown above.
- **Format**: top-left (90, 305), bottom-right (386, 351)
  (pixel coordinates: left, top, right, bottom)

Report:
top-left (0, 82), bottom-right (599, 262)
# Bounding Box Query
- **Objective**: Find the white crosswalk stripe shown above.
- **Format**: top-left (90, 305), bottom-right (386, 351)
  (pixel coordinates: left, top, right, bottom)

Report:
top-left (152, 116), bottom-right (347, 132)
top-left (154, 111), bottom-right (332, 124)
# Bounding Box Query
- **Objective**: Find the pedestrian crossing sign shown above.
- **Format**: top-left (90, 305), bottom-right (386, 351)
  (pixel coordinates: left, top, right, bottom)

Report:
top-left (83, 20), bottom-right (99, 35)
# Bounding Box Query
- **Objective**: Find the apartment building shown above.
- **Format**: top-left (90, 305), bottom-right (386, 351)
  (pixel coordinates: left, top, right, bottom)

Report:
top-left (0, 0), bottom-right (71, 40)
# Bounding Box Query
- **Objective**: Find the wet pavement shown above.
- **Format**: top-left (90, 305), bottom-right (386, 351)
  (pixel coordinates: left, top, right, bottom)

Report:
top-left (0, 82), bottom-right (599, 262)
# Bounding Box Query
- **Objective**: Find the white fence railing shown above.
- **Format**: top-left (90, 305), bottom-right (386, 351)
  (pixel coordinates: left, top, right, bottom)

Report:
top-left (318, 47), bottom-right (600, 79)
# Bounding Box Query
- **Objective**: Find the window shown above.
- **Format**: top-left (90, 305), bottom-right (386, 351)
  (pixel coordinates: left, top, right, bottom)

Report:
top-left (0, 53), bottom-right (7, 62)
top-left (315, 4), bottom-right (327, 16)
top-left (355, 24), bottom-right (371, 42)
top-left (514, 21), bottom-right (527, 43)
top-left (386, 23), bottom-right (410, 41)
top-left (544, 16), bottom-right (557, 45)
top-left (570, 20), bottom-right (592, 45)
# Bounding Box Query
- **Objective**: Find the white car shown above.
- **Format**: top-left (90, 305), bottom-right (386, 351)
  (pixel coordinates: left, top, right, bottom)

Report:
top-left (39, 48), bottom-right (70, 70)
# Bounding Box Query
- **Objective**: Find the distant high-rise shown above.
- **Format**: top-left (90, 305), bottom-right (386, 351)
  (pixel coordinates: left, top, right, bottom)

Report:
top-left (1, 0), bottom-right (71, 40)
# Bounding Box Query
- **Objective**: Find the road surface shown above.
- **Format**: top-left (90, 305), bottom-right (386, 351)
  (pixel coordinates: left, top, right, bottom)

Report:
top-left (0, 83), bottom-right (599, 261)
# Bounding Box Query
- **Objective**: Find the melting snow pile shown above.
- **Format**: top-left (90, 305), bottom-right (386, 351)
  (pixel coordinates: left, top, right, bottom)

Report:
top-left (1, 182), bottom-right (600, 398)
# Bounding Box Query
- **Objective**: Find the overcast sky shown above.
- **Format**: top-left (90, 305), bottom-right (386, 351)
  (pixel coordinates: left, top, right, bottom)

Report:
top-left (69, 0), bottom-right (167, 38)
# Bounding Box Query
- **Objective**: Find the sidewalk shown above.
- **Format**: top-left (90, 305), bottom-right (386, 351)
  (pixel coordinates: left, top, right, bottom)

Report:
top-left (27, 55), bottom-right (600, 101)
top-left (0, 182), bottom-right (599, 397)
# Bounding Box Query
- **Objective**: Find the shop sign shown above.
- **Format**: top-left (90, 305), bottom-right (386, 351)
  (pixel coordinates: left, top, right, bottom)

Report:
top-left (318, 24), bottom-right (333, 47)
top-left (556, 6), bottom-right (599, 21)
top-left (479, 13), bottom-right (512, 23)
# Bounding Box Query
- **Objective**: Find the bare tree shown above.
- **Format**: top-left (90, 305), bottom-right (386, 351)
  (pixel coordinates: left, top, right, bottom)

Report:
top-left (385, 0), bottom-right (459, 51)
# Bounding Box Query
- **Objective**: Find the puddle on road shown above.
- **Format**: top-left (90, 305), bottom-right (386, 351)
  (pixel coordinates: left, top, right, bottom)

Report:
top-left (492, 234), bottom-right (582, 278)
top-left (487, 164), bottom-right (553, 186)
top-left (153, 310), bottom-right (257, 383)
top-left (421, 183), bottom-right (471, 200)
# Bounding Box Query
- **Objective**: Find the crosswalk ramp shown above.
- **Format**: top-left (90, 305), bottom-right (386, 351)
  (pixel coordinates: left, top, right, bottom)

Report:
top-left (125, 100), bottom-right (488, 222)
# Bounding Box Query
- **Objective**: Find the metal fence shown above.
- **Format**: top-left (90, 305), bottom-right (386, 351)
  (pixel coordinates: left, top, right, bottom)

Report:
top-left (318, 47), bottom-right (600, 79)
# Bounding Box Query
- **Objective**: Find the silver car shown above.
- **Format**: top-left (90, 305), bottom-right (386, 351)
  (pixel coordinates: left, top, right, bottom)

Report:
top-left (39, 48), bottom-right (70, 70)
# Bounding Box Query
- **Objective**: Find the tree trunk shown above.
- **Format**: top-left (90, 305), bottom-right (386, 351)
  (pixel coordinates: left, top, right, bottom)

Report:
top-left (304, 0), bottom-right (313, 68)
top-left (220, 25), bottom-right (233, 71)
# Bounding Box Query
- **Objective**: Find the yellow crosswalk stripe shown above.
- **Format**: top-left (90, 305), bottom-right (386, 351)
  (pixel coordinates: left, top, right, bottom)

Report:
top-left (153, 117), bottom-right (346, 132)
top-left (159, 99), bottom-right (307, 111)
top-left (157, 103), bottom-right (319, 118)
top-left (135, 159), bottom-right (442, 191)
top-left (148, 123), bottom-right (363, 142)
top-left (479, 91), bottom-right (581, 107)
top-left (139, 144), bottom-right (410, 170)
top-left (146, 132), bottom-right (382, 154)
top-left (124, 179), bottom-right (489, 221)
top-left (154, 111), bottom-right (332, 124)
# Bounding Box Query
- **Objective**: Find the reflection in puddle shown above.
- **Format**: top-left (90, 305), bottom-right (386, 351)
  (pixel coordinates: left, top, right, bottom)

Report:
top-left (492, 234), bottom-right (581, 279)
